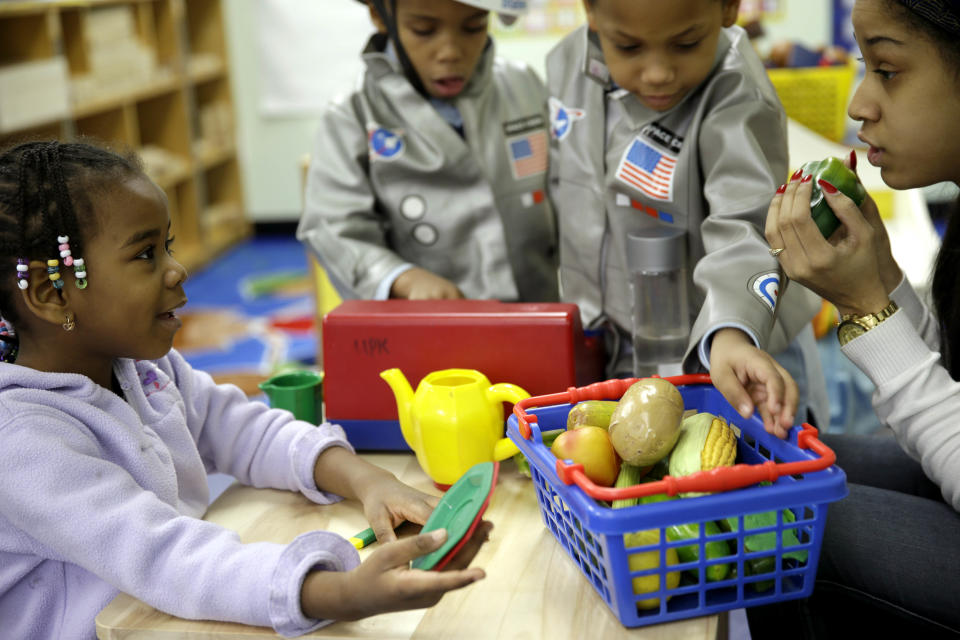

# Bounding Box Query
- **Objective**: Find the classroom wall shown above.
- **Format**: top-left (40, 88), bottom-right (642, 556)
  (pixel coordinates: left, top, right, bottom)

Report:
top-left (222, 0), bottom-right (370, 223)
top-left (224, 1), bottom-right (833, 223)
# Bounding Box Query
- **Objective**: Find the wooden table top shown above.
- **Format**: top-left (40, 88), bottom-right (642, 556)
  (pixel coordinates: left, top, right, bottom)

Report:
top-left (96, 453), bottom-right (724, 639)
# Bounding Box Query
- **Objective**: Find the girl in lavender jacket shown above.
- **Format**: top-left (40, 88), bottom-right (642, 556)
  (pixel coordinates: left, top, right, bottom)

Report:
top-left (0, 141), bottom-right (490, 639)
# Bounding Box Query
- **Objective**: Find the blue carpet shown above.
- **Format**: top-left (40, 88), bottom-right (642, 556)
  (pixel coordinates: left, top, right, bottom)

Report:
top-left (174, 236), bottom-right (317, 392)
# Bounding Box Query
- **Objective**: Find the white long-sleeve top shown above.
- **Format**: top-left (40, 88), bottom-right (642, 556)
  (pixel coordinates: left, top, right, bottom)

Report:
top-left (0, 349), bottom-right (361, 639)
top-left (842, 277), bottom-right (960, 511)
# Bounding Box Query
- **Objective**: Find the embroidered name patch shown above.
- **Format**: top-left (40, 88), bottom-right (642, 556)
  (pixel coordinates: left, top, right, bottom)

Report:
top-left (641, 122), bottom-right (684, 154)
top-left (615, 137), bottom-right (677, 201)
top-left (751, 271), bottom-right (781, 312)
top-left (548, 97), bottom-right (585, 142)
top-left (367, 125), bottom-right (404, 161)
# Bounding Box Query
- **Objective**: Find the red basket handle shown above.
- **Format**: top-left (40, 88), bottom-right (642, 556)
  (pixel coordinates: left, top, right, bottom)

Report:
top-left (515, 374), bottom-right (709, 440)
top-left (514, 375), bottom-right (838, 499)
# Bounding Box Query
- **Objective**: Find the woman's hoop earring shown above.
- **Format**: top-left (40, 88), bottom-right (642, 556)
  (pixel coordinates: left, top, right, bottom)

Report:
top-left (62, 314), bottom-right (75, 332)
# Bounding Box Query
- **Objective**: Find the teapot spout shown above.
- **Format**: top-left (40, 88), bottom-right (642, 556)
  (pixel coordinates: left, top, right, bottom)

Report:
top-left (379, 368), bottom-right (416, 445)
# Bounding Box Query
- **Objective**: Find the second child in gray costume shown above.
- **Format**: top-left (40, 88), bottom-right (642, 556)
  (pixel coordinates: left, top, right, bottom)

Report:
top-left (547, 0), bottom-right (829, 434)
top-left (299, 0), bottom-right (558, 303)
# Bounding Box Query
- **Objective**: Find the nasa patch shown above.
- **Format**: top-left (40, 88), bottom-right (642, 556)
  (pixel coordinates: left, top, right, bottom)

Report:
top-left (751, 271), bottom-right (781, 312)
top-left (367, 125), bottom-right (404, 161)
top-left (548, 97), bottom-right (585, 142)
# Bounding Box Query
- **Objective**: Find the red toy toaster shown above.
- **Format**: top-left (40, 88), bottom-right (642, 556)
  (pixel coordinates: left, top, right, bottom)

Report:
top-left (321, 300), bottom-right (604, 449)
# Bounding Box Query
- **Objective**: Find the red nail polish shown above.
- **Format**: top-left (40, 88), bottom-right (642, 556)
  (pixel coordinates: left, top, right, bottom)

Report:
top-left (790, 168), bottom-right (803, 181)
top-left (818, 178), bottom-right (838, 193)
top-left (801, 173), bottom-right (813, 183)
top-left (776, 183), bottom-right (787, 194)
top-left (849, 149), bottom-right (857, 171)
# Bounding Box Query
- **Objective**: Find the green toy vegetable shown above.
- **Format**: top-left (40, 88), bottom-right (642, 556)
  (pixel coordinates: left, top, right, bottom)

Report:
top-left (799, 156), bottom-right (867, 238)
top-left (610, 464), bottom-right (732, 583)
top-left (718, 487), bottom-right (808, 592)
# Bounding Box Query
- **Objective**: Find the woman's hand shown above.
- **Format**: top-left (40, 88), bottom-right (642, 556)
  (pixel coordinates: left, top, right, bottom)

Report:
top-left (300, 522), bottom-right (493, 621)
top-left (708, 328), bottom-right (798, 439)
top-left (841, 152), bottom-right (902, 294)
top-left (391, 267), bottom-right (464, 300)
top-left (764, 157), bottom-right (897, 316)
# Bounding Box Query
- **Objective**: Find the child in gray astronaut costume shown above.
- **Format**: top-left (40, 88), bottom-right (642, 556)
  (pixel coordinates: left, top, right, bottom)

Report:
top-left (298, 0), bottom-right (558, 303)
top-left (548, 0), bottom-right (829, 435)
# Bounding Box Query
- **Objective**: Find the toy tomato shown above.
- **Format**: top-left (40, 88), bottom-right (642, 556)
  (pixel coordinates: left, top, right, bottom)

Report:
top-left (799, 156), bottom-right (867, 238)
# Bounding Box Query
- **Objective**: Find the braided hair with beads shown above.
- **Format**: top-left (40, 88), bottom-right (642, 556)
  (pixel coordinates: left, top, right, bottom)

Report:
top-left (0, 140), bottom-right (143, 362)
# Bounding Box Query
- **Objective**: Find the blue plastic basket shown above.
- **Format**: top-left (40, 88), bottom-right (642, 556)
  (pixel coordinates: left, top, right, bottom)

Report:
top-left (507, 375), bottom-right (848, 628)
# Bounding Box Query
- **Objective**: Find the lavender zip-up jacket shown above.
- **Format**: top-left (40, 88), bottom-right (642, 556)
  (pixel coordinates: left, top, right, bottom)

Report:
top-left (0, 350), bottom-right (361, 638)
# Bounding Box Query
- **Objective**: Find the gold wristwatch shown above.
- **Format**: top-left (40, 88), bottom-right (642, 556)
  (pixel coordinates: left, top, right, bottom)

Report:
top-left (837, 300), bottom-right (899, 346)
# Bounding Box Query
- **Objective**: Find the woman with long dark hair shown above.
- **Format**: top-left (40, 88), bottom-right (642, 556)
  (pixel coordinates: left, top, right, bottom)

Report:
top-left (754, 0), bottom-right (960, 636)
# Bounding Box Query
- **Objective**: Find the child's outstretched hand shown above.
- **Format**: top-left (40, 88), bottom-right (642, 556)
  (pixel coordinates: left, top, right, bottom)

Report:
top-left (300, 522), bottom-right (493, 621)
top-left (313, 447), bottom-right (441, 542)
top-left (708, 328), bottom-right (797, 439)
top-left (391, 267), bottom-right (464, 300)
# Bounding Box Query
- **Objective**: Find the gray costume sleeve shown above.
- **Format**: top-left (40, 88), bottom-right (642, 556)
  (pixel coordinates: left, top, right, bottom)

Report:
top-left (690, 76), bottom-right (816, 355)
top-left (297, 97), bottom-right (409, 300)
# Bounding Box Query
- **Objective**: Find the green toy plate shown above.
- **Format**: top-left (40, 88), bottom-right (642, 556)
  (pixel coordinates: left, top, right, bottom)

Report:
top-left (411, 461), bottom-right (499, 571)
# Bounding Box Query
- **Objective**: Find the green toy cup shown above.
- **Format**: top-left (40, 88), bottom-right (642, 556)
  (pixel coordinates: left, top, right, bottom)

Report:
top-left (258, 370), bottom-right (324, 424)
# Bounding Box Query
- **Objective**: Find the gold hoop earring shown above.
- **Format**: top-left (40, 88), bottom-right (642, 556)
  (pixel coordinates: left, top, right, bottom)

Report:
top-left (62, 314), bottom-right (75, 332)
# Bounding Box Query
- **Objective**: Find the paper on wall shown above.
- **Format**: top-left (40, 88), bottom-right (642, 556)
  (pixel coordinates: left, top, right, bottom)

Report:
top-left (257, 0), bottom-right (372, 117)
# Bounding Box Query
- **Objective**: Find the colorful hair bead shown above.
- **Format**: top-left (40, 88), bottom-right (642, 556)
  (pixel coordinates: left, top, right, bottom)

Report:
top-left (16, 258), bottom-right (28, 290)
top-left (58, 235), bottom-right (74, 267)
top-left (73, 257), bottom-right (87, 289)
top-left (47, 259), bottom-right (63, 290)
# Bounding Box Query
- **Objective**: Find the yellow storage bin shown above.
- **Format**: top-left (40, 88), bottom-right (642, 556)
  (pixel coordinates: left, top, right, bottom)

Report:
top-left (872, 188), bottom-right (895, 220)
top-left (767, 61), bottom-right (858, 143)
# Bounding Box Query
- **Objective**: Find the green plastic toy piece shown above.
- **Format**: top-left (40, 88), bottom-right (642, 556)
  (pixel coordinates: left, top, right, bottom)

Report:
top-left (800, 156), bottom-right (867, 238)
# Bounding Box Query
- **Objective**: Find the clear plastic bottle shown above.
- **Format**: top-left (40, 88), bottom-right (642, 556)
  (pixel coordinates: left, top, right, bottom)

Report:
top-left (626, 228), bottom-right (691, 377)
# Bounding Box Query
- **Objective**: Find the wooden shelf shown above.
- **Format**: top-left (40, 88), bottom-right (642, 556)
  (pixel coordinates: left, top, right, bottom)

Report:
top-left (0, 0), bottom-right (249, 272)
top-left (71, 72), bottom-right (180, 119)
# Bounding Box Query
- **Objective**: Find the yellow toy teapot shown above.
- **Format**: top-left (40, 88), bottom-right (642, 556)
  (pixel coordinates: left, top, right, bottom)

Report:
top-left (380, 367), bottom-right (529, 488)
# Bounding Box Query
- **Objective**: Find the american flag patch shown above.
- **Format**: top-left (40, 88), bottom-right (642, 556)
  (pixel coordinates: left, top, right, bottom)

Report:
top-left (507, 130), bottom-right (547, 180)
top-left (615, 138), bottom-right (677, 201)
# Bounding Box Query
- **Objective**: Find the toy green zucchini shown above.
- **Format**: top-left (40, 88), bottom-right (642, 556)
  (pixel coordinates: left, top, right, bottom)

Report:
top-left (610, 464), bottom-right (731, 583)
top-left (637, 492), bottom-right (732, 583)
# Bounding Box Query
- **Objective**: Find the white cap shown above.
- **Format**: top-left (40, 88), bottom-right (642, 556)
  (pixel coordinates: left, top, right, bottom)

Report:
top-left (459, 0), bottom-right (528, 25)
top-left (459, 0), bottom-right (528, 15)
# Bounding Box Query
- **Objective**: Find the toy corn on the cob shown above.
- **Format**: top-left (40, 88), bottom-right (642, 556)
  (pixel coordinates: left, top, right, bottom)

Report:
top-left (668, 412), bottom-right (737, 497)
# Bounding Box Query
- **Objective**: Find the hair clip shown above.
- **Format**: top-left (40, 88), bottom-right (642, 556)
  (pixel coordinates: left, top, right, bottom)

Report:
top-left (57, 235), bottom-right (74, 267)
top-left (47, 259), bottom-right (63, 290)
top-left (73, 257), bottom-right (87, 289)
top-left (16, 258), bottom-right (28, 290)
